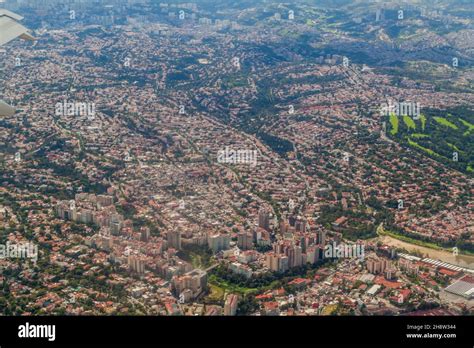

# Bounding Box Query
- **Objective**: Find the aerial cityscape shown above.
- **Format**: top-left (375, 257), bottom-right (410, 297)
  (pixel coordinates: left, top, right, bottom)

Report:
top-left (0, 0), bottom-right (473, 321)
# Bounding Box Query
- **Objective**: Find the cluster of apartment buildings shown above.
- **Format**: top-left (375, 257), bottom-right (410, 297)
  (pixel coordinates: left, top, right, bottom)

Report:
top-left (56, 193), bottom-right (124, 235)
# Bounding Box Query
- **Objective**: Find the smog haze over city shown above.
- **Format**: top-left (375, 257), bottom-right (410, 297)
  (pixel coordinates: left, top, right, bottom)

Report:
top-left (0, 0), bottom-right (473, 346)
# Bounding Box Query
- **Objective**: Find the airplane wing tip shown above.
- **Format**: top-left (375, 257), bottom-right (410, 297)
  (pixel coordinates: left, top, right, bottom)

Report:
top-left (0, 9), bottom-right (24, 21)
top-left (20, 32), bottom-right (36, 41)
top-left (0, 100), bottom-right (16, 117)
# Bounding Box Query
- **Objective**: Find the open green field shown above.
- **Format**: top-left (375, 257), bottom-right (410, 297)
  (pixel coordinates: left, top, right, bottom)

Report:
top-left (177, 245), bottom-right (214, 270)
top-left (206, 283), bottom-right (226, 302)
top-left (377, 224), bottom-right (447, 252)
top-left (377, 224), bottom-right (474, 256)
top-left (411, 133), bottom-right (429, 138)
top-left (403, 115), bottom-right (416, 130)
top-left (433, 116), bottom-right (458, 130)
top-left (386, 109), bottom-right (474, 175)
top-left (407, 138), bottom-right (438, 157)
top-left (460, 118), bottom-right (474, 135)
top-left (419, 114), bottom-right (427, 130)
top-left (389, 113), bottom-right (399, 135)
top-left (208, 274), bottom-right (261, 296)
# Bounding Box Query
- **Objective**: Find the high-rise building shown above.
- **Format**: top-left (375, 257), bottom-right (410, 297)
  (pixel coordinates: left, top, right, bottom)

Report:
top-left (287, 246), bottom-right (295, 268)
top-left (172, 269), bottom-right (208, 298)
top-left (294, 245), bottom-right (302, 268)
top-left (224, 294), bottom-right (239, 316)
top-left (367, 257), bottom-right (389, 274)
top-left (306, 245), bottom-right (319, 264)
top-left (280, 256), bottom-right (289, 272)
top-left (295, 218), bottom-right (306, 233)
top-left (110, 219), bottom-right (122, 236)
top-left (140, 227), bottom-right (150, 242)
top-left (316, 229), bottom-right (326, 245)
top-left (258, 209), bottom-right (270, 231)
top-left (288, 215), bottom-right (296, 227)
top-left (128, 255), bottom-right (145, 274)
top-left (299, 236), bottom-right (306, 253)
top-left (168, 230), bottom-right (182, 250)
top-left (207, 233), bottom-right (230, 253)
top-left (266, 253), bottom-right (280, 272)
top-left (237, 231), bottom-right (253, 250)
top-left (280, 220), bottom-right (289, 234)
top-left (97, 194), bottom-right (114, 207)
